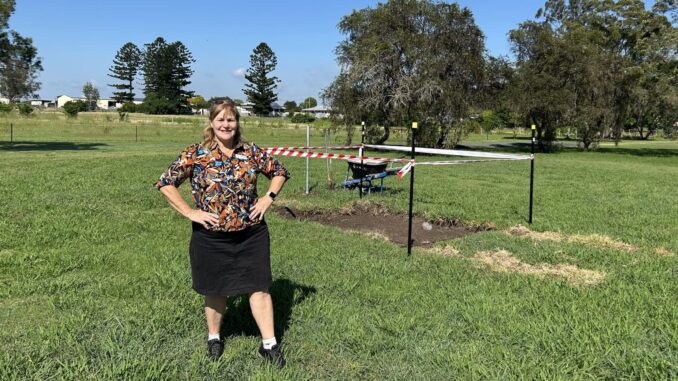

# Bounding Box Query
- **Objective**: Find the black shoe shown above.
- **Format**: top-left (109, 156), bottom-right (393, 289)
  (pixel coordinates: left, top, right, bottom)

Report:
top-left (207, 339), bottom-right (224, 360)
top-left (258, 344), bottom-right (286, 368)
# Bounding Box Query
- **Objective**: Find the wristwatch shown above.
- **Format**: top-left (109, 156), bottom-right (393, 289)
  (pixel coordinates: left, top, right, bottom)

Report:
top-left (266, 191), bottom-right (277, 201)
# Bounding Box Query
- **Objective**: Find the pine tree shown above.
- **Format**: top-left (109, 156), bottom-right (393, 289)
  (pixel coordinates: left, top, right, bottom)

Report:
top-left (141, 37), bottom-right (195, 114)
top-left (107, 42), bottom-right (141, 104)
top-left (243, 42), bottom-right (279, 116)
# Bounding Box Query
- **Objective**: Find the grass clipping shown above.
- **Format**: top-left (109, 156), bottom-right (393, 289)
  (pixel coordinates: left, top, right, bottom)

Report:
top-left (475, 249), bottom-right (606, 286)
top-left (507, 225), bottom-right (639, 253)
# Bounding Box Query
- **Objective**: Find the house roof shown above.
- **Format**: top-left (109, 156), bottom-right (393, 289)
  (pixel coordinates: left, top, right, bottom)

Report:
top-left (302, 105), bottom-right (332, 112)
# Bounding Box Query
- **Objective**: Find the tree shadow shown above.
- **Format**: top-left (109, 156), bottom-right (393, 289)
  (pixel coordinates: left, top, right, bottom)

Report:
top-left (0, 141), bottom-right (108, 151)
top-left (219, 278), bottom-right (316, 343)
top-left (595, 147), bottom-right (678, 157)
top-left (455, 141), bottom-right (678, 157)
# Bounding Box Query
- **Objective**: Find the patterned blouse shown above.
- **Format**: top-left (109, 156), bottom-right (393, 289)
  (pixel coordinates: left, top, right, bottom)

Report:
top-left (155, 141), bottom-right (290, 232)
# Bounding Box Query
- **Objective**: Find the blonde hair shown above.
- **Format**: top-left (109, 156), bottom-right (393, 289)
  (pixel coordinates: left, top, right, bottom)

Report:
top-left (202, 100), bottom-right (242, 146)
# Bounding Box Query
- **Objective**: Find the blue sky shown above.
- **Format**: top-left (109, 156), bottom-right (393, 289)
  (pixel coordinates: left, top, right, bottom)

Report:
top-left (8, 0), bottom-right (652, 103)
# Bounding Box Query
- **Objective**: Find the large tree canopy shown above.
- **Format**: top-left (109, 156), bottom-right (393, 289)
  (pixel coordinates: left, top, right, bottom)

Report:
top-left (142, 37), bottom-right (195, 114)
top-left (510, 0), bottom-right (677, 150)
top-left (243, 42), bottom-right (280, 116)
top-left (0, 0), bottom-right (42, 102)
top-left (323, 0), bottom-right (487, 147)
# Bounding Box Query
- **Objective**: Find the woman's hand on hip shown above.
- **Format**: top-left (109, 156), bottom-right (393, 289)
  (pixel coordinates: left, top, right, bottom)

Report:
top-left (249, 197), bottom-right (273, 222)
top-left (186, 209), bottom-right (220, 229)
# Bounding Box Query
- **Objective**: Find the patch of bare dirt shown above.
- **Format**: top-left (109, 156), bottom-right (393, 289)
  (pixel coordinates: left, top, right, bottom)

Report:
top-left (474, 249), bottom-right (606, 286)
top-left (273, 201), bottom-right (491, 247)
top-left (507, 225), bottom-right (639, 253)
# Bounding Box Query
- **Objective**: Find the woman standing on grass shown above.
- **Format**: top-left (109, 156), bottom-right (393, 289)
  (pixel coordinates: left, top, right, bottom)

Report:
top-left (154, 100), bottom-right (289, 367)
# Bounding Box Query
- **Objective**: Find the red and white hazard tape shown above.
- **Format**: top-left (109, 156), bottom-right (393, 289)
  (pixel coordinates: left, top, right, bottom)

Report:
top-left (264, 148), bottom-right (411, 164)
top-left (265, 145), bottom-right (362, 151)
top-left (263, 146), bottom-right (532, 179)
top-left (396, 158), bottom-right (529, 177)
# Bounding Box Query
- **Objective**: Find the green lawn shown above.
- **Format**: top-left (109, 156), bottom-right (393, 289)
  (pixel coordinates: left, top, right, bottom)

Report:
top-left (1, 114), bottom-right (676, 380)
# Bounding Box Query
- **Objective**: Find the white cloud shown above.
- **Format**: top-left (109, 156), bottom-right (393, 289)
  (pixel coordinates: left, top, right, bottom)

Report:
top-left (231, 68), bottom-right (246, 78)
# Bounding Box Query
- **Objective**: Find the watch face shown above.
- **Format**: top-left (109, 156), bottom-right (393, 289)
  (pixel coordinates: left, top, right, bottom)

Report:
top-left (268, 192), bottom-right (277, 200)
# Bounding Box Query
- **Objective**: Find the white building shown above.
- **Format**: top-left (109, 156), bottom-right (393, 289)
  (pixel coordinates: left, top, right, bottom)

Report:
top-left (237, 101), bottom-right (284, 117)
top-left (56, 95), bottom-right (143, 109)
top-left (301, 105), bottom-right (333, 118)
top-left (30, 99), bottom-right (56, 108)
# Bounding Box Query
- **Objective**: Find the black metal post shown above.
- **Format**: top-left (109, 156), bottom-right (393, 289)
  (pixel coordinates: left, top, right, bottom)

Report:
top-left (10, 123), bottom-right (13, 145)
top-left (529, 124), bottom-right (536, 224)
top-left (359, 121), bottom-right (365, 199)
top-left (407, 122), bottom-right (417, 256)
top-left (135, 125), bottom-right (138, 143)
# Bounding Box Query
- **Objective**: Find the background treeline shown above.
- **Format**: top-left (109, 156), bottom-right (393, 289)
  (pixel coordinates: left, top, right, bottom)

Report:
top-left (323, 0), bottom-right (677, 151)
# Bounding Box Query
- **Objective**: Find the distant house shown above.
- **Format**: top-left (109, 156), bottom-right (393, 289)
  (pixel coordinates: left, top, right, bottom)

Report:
top-left (30, 99), bottom-right (56, 108)
top-left (270, 102), bottom-right (284, 117)
top-left (57, 95), bottom-right (85, 108)
top-left (0, 97), bottom-right (10, 104)
top-left (56, 95), bottom-right (143, 109)
top-left (237, 101), bottom-right (284, 117)
top-left (301, 105), bottom-right (333, 118)
top-left (238, 102), bottom-right (254, 116)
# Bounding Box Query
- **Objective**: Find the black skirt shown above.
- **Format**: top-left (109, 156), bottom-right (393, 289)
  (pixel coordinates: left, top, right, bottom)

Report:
top-left (189, 222), bottom-right (272, 296)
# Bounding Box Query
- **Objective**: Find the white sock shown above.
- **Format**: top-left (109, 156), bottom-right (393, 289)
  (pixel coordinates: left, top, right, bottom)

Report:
top-left (208, 333), bottom-right (220, 341)
top-left (262, 337), bottom-right (277, 350)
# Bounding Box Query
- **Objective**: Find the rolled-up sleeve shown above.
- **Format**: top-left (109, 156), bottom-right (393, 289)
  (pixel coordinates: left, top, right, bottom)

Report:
top-left (154, 145), bottom-right (196, 189)
top-left (253, 145), bottom-right (290, 180)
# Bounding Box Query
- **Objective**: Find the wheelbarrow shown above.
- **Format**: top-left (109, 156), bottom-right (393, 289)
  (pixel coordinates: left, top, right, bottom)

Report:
top-left (342, 158), bottom-right (396, 194)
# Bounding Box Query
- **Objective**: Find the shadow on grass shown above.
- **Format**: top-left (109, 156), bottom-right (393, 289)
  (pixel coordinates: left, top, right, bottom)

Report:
top-left (0, 141), bottom-right (108, 151)
top-left (595, 147), bottom-right (678, 157)
top-left (455, 141), bottom-right (678, 157)
top-left (220, 278), bottom-right (316, 343)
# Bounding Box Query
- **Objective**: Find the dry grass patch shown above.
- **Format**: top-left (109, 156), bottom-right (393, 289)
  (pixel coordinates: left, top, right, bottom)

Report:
top-left (339, 200), bottom-right (392, 216)
top-left (654, 247), bottom-right (675, 257)
top-left (426, 245), bottom-right (463, 258)
top-left (507, 225), bottom-right (638, 253)
top-left (474, 249), bottom-right (606, 286)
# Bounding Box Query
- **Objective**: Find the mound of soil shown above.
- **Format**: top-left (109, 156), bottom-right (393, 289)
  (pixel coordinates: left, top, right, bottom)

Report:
top-left (273, 202), bottom-right (491, 247)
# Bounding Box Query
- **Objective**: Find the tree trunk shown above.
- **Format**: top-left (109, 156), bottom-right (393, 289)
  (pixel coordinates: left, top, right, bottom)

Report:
top-left (374, 125), bottom-right (390, 145)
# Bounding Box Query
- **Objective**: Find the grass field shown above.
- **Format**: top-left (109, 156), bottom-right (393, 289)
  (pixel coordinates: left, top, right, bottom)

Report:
top-left (1, 113), bottom-right (677, 380)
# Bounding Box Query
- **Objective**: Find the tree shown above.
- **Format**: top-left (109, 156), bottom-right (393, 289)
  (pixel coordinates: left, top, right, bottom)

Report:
top-left (300, 97), bottom-right (317, 109)
top-left (323, 0), bottom-right (486, 147)
top-left (188, 95), bottom-right (208, 110)
top-left (82, 81), bottom-right (100, 111)
top-left (0, 1), bottom-right (42, 103)
top-left (243, 42), bottom-right (279, 116)
top-left (510, 0), bottom-right (676, 150)
top-left (0, 0), bottom-right (14, 30)
top-left (142, 37), bottom-right (195, 114)
top-left (283, 100), bottom-right (298, 112)
top-left (108, 42), bottom-right (142, 104)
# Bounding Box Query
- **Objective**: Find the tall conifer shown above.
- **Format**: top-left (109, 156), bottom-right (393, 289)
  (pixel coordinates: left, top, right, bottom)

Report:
top-left (243, 42), bottom-right (279, 116)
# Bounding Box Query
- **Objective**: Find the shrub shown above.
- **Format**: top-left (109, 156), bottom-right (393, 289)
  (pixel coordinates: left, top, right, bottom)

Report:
top-left (119, 102), bottom-right (137, 113)
top-left (664, 124), bottom-right (678, 140)
top-left (63, 100), bottom-right (87, 117)
top-left (290, 113), bottom-right (315, 124)
top-left (139, 94), bottom-right (176, 115)
top-left (0, 103), bottom-right (13, 114)
top-left (18, 102), bottom-right (33, 116)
